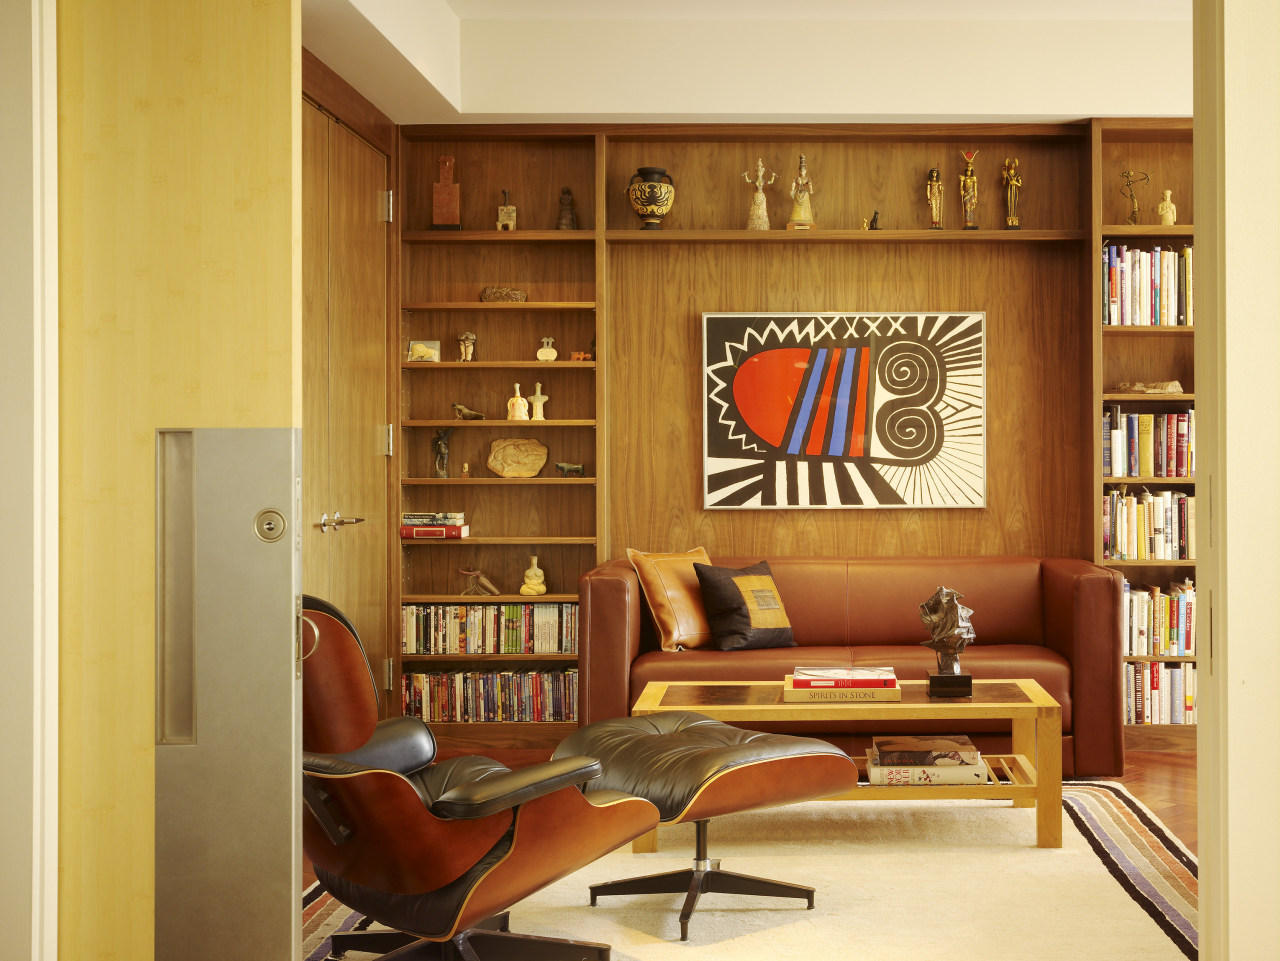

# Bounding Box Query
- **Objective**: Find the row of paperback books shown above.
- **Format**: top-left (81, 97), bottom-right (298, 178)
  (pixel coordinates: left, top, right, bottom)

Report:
top-left (866, 734), bottom-right (989, 785)
top-left (1102, 488), bottom-right (1195, 561)
top-left (1102, 243), bottom-right (1193, 326)
top-left (1103, 407), bottom-right (1194, 479)
top-left (783, 666), bottom-right (900, 701)
top-left (401, 602), bottom-right (578, 655)
top-left (1126, 661), bottom-right (1196, 725)
top-left (1122, 576), bottom-right (1196, 657)
top-left (401, 668), bottom-right (579, 723)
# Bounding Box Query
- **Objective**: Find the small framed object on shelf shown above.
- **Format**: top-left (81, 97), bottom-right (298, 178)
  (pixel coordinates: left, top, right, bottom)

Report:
top-left (408, 340), bottom-right (441, 362)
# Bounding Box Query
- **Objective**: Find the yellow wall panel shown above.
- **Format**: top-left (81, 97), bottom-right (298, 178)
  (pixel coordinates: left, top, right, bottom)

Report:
top-left (57, 2), bottom-right (299, 956)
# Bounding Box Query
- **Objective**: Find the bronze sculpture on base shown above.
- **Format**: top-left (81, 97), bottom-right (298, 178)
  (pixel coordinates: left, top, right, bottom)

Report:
top-left (786, 154), bottom-right (816, 229)
top-left (1002, 157), bottom-right (1021, 229)
top-left (925, 164), bottom-right (944, 229)
top-left (959, 150), bottom-right (979, 229)
top-left (1120, 169), bottom-right (1150, 226)
top-left (919, 585), bottom-right (976, 697)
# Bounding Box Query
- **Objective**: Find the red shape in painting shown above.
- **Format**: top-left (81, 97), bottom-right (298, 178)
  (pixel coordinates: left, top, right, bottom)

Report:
top-left (732, 348), bottom-right (810, 449)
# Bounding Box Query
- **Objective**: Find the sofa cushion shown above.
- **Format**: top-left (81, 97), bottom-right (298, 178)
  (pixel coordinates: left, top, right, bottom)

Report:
top-left (626, 547), bottom-right (713, 651)
top-left (694, 560), bottom-right (796, 651)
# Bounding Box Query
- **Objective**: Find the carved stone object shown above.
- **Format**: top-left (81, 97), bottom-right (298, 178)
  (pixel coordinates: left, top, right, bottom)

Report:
top-left (528, 382), bottom-right (548, 421)
top-left (557, 187), bottom-right (578, 230)
top-left (486, 437), bottom-right (548, 478)
top-left (432, 155), bottom-right (460, 230)
top-left (1158, 189), bottom-right (1177, 225)
top-left (519, 555), bottom-right (548, 596)
top-left (919, 585), bottom-right (976, 697)
top-left (480, 286), bottom-right (527, 302)
top-left (536, 337), bottom-right (558, 361)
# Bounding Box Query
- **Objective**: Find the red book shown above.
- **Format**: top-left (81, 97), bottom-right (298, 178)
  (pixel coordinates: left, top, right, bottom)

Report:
top-left (789, 666), bottom-right (897, 689)
top-left (401, 524), bottom-right (469, 539)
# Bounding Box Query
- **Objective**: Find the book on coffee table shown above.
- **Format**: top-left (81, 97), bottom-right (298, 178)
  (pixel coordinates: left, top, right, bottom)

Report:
top-left (783, 675), bottom-right (902, 702)
top-left (870, 734), bottom-right (982, 766)
top-left (790, 666), bottom-right (897, 689)
top-left (865, 751), bottom-right (990, 785)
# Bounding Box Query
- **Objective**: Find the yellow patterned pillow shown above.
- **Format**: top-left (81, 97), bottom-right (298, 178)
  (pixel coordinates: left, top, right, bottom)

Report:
top-left (693, 560), bottom-right (796, 651)
top-left (626, 547), bottom-right (713, 651)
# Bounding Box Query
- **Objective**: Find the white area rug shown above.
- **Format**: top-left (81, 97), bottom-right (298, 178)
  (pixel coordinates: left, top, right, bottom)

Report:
top-left (304, 782), bottom-right (1196, 961)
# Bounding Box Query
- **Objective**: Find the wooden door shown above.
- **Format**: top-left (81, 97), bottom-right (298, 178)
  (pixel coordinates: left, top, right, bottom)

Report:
top-left (302, 101), bottom-right (389, 688)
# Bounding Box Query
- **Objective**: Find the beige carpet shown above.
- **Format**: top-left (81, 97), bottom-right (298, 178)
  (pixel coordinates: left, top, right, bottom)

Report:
top-left (305, 785), bottom-right (1196, 961)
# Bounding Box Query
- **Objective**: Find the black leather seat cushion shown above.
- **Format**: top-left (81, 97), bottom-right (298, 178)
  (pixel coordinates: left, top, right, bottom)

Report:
top-left (554, 711), bottom-right (850, 822)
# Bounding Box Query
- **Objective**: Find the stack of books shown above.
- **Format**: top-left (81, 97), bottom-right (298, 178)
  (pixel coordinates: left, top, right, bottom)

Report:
top-left (401, 512), bottom-right (469, 538)
top-left (865, 734), bottom-right (987, 785)
top-left (782, 666), bottom-right (901, 702)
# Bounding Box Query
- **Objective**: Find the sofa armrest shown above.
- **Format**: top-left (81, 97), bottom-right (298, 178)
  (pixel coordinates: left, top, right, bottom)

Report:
top-left (1041, 557), bottom-right (1125, 776)
top-left (580, 559), bottom-right (644, 724)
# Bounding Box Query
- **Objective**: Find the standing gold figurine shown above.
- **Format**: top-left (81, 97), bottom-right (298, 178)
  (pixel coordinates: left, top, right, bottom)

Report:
top-left (786, 154), bottom-right (816, 229)
top-left (959, 150), bottom-right (979, 229)
top-left (742, 158), bottom-right (777, 230)
top-left (925, 164), bottom-right (944, 229)
top-left (1119, 170), bottom-right (1150, 225)
top-left (1002, 157), bottom-right (1021, 229)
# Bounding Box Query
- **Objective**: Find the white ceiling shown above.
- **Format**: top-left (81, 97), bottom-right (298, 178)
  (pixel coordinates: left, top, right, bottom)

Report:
top-left (443, 0), bottom-right (1191, 21)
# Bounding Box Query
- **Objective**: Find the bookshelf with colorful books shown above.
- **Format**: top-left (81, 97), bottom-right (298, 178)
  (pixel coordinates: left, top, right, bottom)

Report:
top-left (1092, 119), bottom-right (1196, 745)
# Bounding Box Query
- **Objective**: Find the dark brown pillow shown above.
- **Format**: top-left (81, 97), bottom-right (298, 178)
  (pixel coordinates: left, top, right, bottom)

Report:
top-left (693, 560), bottom-right (796, 651)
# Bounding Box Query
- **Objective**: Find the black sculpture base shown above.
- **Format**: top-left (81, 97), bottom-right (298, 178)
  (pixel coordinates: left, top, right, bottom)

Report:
top-left (928, 669), bottom-right (973, 698)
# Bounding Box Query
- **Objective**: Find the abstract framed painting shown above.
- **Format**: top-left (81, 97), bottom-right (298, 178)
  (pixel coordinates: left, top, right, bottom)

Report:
top-left (703, 312), bottom-right (985, 509)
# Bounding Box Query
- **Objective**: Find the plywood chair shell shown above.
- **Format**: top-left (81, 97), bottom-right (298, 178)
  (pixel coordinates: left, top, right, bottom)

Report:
top-left (674, 752), bottom-right (861, 824)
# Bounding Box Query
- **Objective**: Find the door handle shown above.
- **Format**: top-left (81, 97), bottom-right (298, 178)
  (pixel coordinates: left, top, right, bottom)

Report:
top-left (318, 511), bottom-right (366, 533)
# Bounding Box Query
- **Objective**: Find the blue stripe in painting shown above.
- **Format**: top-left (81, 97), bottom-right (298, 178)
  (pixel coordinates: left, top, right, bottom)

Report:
top-left (786, 348), bottom-right (827, 455)
top-left (827, 347), bottom-right (858, 456)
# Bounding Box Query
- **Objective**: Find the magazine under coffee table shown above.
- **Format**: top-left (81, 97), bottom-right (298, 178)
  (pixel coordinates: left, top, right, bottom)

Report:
top-left (630, 678), bottom-right (1063, 848)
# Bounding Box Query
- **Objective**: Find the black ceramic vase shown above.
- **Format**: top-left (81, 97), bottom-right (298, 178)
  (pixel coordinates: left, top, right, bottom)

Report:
top-left (626, 167), bottom-right (675, 229)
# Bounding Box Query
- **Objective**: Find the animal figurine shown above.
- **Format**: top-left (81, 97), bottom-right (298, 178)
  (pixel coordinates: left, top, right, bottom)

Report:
top-left (554, 462), bottom-right (585, 478)
top-left (451, 403), bottom-right (485, 420)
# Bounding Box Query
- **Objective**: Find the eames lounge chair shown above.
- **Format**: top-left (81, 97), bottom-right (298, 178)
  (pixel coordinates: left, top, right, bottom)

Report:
top-left (300, 595), bottom-right (660, 960)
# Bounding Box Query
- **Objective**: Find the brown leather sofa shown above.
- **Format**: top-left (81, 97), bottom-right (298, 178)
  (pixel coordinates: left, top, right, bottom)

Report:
top-left (579, 555), bottom-right (1124, 777)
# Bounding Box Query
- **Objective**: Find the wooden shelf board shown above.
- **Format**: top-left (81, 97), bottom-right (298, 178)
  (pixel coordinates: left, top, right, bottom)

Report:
top-left (402, 419), bottom-right (596, 428)
top-left (1124, 655), bottom-right (1196, 663)
top-left (1123, 724), bottom-right (1196, 753)
top-left (402, 230), bottom-right (595, 244)
top-left (1103, 476), bottom-right (1195, 485)
top-left (402, 594), bottom-right (578, 603)
top-left (402, 653), bottom-right (578, 664)
top-left (401, 536), bottom-right (596, 546)
top-left (1102, 326), bottom-right (1194, 336)
top-left (1102, 224), bottom-right (1194, 238)
top-left (1103, 393), bottom-right (1194, 402)
top-left (401, 301), bottom-right (596, 311)
top-left (402, 361), bottom-right (596, 370)
top-left (605, 228), bottom-right (1085, 245)
top-left (403, 477), bottom-right (595, 486)
top-left (1098, 117), bottom-right (1193, 142)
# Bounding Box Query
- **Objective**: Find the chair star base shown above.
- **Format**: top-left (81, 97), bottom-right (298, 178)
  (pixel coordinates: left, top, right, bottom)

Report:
top-left (589, 819), bottom-right (814, 941)
top-left (328, 913), bottom-right (611, 961)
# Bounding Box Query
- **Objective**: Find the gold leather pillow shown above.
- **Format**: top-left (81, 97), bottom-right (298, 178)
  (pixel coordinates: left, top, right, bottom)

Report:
top-left (626, 547), bottom-right (713, 651)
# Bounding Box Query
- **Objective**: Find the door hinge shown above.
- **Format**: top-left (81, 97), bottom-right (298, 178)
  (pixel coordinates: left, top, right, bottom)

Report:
top-left (382, 423), bottom-right (394, 457)
top-left (383, 658), bottom-right (395, 691)
top-left (380, 190), bottom-right (393, 223)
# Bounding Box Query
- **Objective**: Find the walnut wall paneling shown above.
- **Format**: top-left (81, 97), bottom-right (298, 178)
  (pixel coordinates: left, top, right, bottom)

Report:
top-left (606, 241), bottom-right (1091, 559)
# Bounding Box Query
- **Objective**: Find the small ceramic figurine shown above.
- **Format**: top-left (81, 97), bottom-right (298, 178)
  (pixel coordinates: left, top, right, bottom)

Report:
top-left (519, 555), bottom-right (548, 596)
top-left (496, 189), bottom-right (516, 231)
top-left (557, 186), bottom-right (578, 230)
top-left (742, 158), bottom-right (777, 230)
top-left (460, 462), bottom-right (470, 478)
top-left (1120, 169), bottom-right (1150, 226)
top-left (536, 336), bottom-right (558, 361)
top-left (1002, 157), bottom-right (1022, 229)
top-left (786, 154), bottom-right (816, 229)
top-left (1158, 189), bottom-right (1177, 225)
top-left (528, 382), bottom-right (548, 421)
top-left (506, 383), bottom-right (530, 420)
top-left (458, 331), bottom-right (476, 361)
top-left (925, 164), bottom-right (944, 229)
top-left (959, 150), bottom-right (979, 229)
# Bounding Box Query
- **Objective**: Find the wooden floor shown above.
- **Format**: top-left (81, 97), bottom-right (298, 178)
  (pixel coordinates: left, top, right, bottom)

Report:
top-left (302, 745), bottom-right (1197, 893)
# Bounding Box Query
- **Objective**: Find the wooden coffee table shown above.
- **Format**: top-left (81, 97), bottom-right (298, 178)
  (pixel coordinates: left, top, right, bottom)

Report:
top-left (631, 678), bottom-right (1063, 848)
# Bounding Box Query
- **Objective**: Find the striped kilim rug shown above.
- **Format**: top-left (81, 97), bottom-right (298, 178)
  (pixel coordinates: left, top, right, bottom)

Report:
top-left (303, 780), bottom-right (1197, 961)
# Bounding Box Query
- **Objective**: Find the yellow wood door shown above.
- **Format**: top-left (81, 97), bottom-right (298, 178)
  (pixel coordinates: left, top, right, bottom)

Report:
top-left (302, 102), bottom-right (389, 695)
